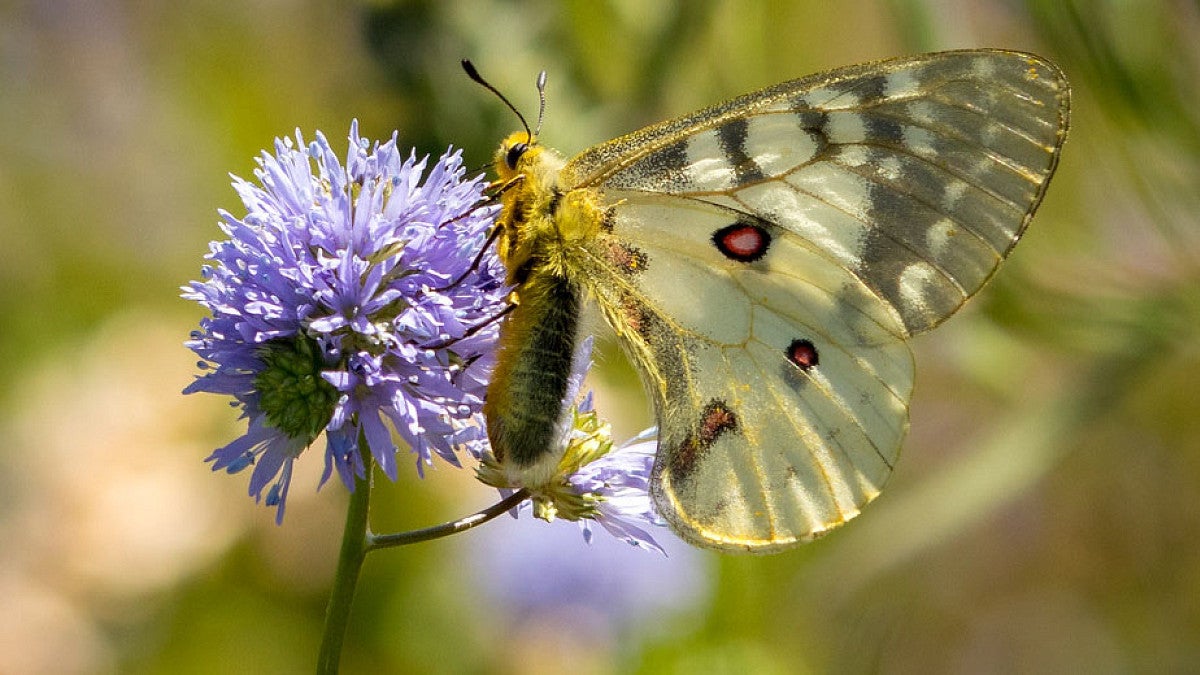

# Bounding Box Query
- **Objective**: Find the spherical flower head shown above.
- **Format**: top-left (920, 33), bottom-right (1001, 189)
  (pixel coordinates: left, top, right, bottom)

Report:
top-left (183, 121), bottom-right (507, 523)
top-left (477, 338), bottom-right (669, 554)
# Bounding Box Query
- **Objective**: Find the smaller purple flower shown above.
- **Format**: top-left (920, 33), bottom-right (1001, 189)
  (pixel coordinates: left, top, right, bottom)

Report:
top-left (568, 424), bottom-right (667, 553)
top-left (477, 338), bottom-right (671, 553)
top-left (184, 122), bottom-right (507, 522)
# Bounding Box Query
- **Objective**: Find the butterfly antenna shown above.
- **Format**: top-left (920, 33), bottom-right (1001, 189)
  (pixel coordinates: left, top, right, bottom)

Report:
top-left (462, 60), bottom-right (531, 141)
top-left (534, 70), bottom-right (547, 138)
top-left (467, 159), bottom-right (496, 175)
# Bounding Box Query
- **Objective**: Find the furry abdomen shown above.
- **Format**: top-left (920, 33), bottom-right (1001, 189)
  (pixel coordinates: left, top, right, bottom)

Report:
top-left (483, 268), bottom-right (581, 483)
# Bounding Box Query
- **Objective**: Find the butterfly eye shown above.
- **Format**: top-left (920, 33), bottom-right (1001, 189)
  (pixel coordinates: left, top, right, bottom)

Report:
top-left (505, 142), bottom-right (529, 170)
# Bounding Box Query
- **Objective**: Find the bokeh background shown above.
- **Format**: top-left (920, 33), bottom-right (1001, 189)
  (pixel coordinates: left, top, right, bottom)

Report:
top-left (2, 1), bottom-right (1198, 673)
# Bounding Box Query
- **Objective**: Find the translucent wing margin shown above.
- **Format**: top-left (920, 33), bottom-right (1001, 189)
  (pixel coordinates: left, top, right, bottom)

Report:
top-left (564, 50), bottom-right (1070, 335)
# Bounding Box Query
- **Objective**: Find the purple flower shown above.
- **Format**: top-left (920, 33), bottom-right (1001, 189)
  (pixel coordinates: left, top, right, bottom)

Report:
top-left (568, 425), bottom-right (667, 554)
top-left (183, 121), bottom-right (507, 523)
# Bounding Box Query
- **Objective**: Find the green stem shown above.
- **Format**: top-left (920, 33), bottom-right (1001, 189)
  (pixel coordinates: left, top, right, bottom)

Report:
top-left (316, 450), bottom-right (373, 675)
top-left (368, 489), bottom-right (529, 550)
top-left (313, 447), bottom-right (529, 672)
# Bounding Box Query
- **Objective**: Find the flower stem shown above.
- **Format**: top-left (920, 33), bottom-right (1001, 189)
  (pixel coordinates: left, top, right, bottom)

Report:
top-left (314, 455), bottom-right (529, 672)
top-left (316, 449), bottom-right (373, 675)
top-left (367, 489), bottom-right (529, 550)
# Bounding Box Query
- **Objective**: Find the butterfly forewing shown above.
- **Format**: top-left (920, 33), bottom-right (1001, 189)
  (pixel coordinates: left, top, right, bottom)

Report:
top-left (564, 50), bottom-right (1069, 335)
top-left (560, 50), bottom-right (1068, 551)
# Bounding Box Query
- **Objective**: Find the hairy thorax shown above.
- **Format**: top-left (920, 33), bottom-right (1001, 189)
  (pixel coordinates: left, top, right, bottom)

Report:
top-left (492, 133), bottom-right (605, 287)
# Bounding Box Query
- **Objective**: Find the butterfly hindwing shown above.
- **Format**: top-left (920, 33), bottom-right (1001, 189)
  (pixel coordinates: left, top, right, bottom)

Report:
top-left (579, 195), bottom-right (914, 550)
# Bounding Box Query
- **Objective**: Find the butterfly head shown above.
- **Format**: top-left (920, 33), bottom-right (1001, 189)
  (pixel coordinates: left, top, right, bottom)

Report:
top-left (489, 130), bottom-right (570, 283)
top-left (494, 131), bottom-right (542, 183)
top-left (460, 60), bottom-right (553, 184)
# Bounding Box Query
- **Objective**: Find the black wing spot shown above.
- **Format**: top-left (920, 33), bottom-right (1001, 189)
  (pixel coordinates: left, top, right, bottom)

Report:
top-left (716, 118), bottom-right (765, 183)
top-left (670, 436), bottom-right (702, 483)
top-left (795, 109), bottom-right (829, 131)
top-left (865, 113), bottom-right (904, 145)
top-left (855, 74), bottom-right (889, 102)
top-left (600, 206), bottom-right (616, 233)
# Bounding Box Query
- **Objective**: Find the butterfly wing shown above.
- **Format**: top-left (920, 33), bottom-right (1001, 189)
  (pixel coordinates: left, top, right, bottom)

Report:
top-left (564, 50), bottom-right (1069, 551)
top-left (566, 50), bottom-right (1070, 336)
top-left (577, 194), bottom-right (915, 550)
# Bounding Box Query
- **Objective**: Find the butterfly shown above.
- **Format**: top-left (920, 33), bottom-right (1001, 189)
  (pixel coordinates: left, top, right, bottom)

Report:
top-left (476, 50), bottom-right (1070, 553)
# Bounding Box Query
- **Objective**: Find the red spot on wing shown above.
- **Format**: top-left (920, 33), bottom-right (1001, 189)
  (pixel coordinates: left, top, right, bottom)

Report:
top-left (669, 400), bottom-right (739, 483)
top-left (604, 240), bottom-right (648, 275)
top-left (787, 339), bottom-right (819, 370)
top-left (620, 295), bottom-right (650, 335)
top-left (712, 222), bottom-right (771, 262)
top-left (699, 400), bottom-right (738, 445)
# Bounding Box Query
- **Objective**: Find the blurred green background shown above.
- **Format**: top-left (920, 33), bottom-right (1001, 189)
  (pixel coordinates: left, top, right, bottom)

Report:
top-left (2, 0), bottom-right (1198, 673)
